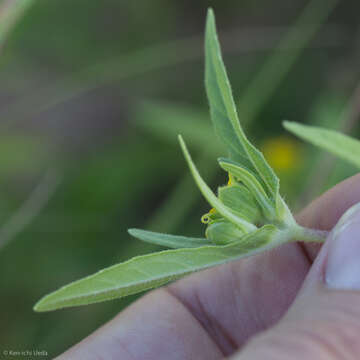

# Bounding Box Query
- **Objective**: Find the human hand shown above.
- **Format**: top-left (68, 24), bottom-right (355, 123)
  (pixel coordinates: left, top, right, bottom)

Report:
top-left (58, 173), bottom-right (360, 359)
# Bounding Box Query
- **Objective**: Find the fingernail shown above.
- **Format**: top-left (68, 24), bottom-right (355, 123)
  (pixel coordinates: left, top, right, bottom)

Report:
top-left (326, 203), bottom-right (360, 289)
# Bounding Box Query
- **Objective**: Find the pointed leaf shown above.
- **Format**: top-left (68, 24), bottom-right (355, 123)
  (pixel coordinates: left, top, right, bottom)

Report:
top-left (34, 225), bottom-right (277, 312)
top-left (205, 9), bottom-right (279, 198)
top-left (128, 228), bottom-right (211, 248)
top-left (178, 135), bottom-right (256, 233)
top-left (284, 121), bottom-right (360, 168)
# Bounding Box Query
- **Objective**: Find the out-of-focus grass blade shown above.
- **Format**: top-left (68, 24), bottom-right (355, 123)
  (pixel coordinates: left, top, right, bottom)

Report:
top-left (0, 169), bottom-right (61, 251)
top-left (135, 101), bottom-right (225, 157)
top-left (238, 0), bottom-right (339, 125)
top-left (144, 151), bottom-right (217, 233)
top-left (0, 13), bottom-right (344, 128)
top-left (0, 134), bottom-right (49, 174)
top-left (0, 0), bottom-right (34, 50)
top-left (284, 121), bottom-right (360, 169)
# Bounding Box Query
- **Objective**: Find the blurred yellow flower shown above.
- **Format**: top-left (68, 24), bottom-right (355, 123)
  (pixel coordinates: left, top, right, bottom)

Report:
top-left (261, 136), bottom-right (301, 172)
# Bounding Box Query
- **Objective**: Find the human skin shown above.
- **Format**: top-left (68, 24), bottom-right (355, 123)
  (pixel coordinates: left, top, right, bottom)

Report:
top-left (57, 173), bottom-right (360, 360)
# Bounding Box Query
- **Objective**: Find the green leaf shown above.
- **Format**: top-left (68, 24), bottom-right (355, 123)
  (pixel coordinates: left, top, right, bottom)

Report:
top-left (34, 225), bottom-right (277, 312)
top-left (206, 220), bottom-right (245, 245)
top-left (284, 121), bottom-right (360, 169)
top-left (219, 158), bottom-right (275, 220)
top-left (0, 0), bottom-right (35, 49)
top-left (128, 228), bottom-right (211, 248)
top-left (178, 135), bottom-right (256, 233)
top-left (218, 184), bottom-right (261, 224)
top-left (205, 9), bottom-right (279, 199)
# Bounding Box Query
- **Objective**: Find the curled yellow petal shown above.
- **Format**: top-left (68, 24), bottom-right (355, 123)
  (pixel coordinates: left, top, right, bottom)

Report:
top-left (227, 173), bottom-right (235, 186)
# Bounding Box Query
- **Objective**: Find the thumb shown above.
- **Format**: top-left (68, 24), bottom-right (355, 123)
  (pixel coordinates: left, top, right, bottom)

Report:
top-left (233, 203), bottom-right (360, 360)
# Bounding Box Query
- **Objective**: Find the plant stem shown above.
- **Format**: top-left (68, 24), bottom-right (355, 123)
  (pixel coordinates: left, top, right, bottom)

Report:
top-left (290, 225), bottom-right (329, 243)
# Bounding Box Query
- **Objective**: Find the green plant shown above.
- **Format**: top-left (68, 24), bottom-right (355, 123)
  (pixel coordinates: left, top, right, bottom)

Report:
top-left (34, 9), bottom-right (334, 312)
top-left (284, 121), bottom-right (360, 169)
top-left (0, 0), bottom-right (34, 50)
top-left (0, 0), bottom-right (59, 252)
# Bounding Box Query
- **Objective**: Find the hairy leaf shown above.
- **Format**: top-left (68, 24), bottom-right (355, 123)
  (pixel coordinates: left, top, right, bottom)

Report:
top-left (34, 225), bottom-right (277, 312)
top-left (218, 184), bottom-right (262, 224)
top-left (205, 9), bottom-right (279, 199)
top-left (206, 220), bottom-right (245, 245)
top-left (219, 158), bottom-right (275, 220)
top-left (284, 121), bottom-right (360, 168)
top-left (128, 228), bottom-right (211, 248)
top-left (179, 135), bottom-right (256, 233)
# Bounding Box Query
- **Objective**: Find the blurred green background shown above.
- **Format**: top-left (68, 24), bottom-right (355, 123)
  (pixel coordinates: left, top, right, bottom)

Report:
top-left (1, 0), bottom-right (360, 357)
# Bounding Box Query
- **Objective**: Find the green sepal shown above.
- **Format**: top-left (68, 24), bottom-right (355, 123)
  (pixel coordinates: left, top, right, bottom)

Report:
top-left (219, 158), bottom-right (276, 221)
top-left (206, 220), bottom-right (246, 245)
top-left (179, 135), bottom-right (257, 233)
top-left (218, 184), bottom-right (262, 224)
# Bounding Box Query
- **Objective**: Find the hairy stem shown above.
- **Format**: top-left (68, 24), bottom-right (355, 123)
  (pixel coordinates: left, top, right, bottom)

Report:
top-left (290, 225), bottom-right (329, 243)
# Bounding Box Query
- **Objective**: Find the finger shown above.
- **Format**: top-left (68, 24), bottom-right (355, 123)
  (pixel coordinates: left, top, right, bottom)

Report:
top-left (57, 174), bottom-right (360, 359)
top-left (233, 202), bottom-right (360, 360)
top-left (56, 289), bottom-right (224, 360)
top-left (297, 173), bottom-right (360, 261)
top-left (168, 174), bottom-right (360, 352)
